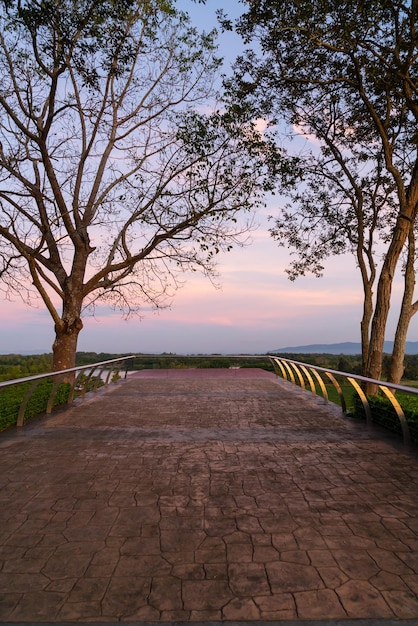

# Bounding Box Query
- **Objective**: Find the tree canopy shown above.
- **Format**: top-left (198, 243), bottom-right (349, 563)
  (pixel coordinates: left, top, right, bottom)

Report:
top-left (0, 0), bottom-right (284, 370)
top-left (223, 0), bottom-right (418, 385)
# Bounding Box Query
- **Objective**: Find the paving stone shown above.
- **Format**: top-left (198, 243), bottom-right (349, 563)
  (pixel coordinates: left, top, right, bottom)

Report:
top-left (403, 573), bottom-right (418, 594)
top-left (271, 532), bottom-right (299, 551)
top-left (195, 535), bottom-right (226, 563)
top-left (336, 579), bottom-right (395, 617)
top-left (114, 553), bottom-right (171, 577)
top-left (280, 549), bottom-right (310, 564)
top-left (45, 578), bottom-right (78, 593)
top-left (224, 530), bottom-right (252, 544)
top-left (308, 548), bottom-right (338, 567)
top-left (227, 542), bottom-right (254, 562)
top-left (370, 570), bottom-right (411, 591)
top-left (228, 562), bottom-right (271, 596)
top-left (382, 588), bottom-right (418, 618)
top-left (204, 517), bottom-right (238, 536)
top-left (160, 528), bottom-right (205, 552)
top-left (67, 577), bottom-right (109, 603)
top-left (124, 604), bottom-right (160, 620)
top-left (0, 571), bottom-right (49, 593)
top-left (295, 588), bottom-right (348, 619)
top-left (2, 554), bottom-right (50, 574)
top-left (182, 579), bottom-right (233, 610)
top-left (120, 535), bottom-right (160, 555)
top-left (204, 562), bottom-right (228, 579)
top-left (171, 563), bottom-right (205, 579)
top-left (148, 575), bottom-right (182, 610)
top-left (266, 561), bottom-right (324, 593)
top-left (162, 550), bottom-right (196, 565)
top-left (101, 575), bottom-right (150, 616)
top-left (254, 592), bottom-right (295, 613)
top-left (222, 597), bottom-right (261, 619)
top-left (236, 514), bottom-right (264, 533)
top-left (397, 550), bottom-right (418, 571)
top-left (263, 608), bottom-right (299, 619)
top-left (36, 533), bottom-right (68, 548)
top-left (368, 546), bottom-right (416, 574)
top-left (4, 533), bottom-right (43, 549)
top-left (0, 545), bottom-right (26, 560)
top-left (56, 600), bottom-right (104, 621)
top-left (63, 525), bottom-right (111, 542)
top-left (253, 545), bottom-right (280, 562)
top-left (161, 609), bottom-right (191, 619)
top-left (8, 590), bottom-right (64, 620)
top-left (42, 554), bottom-right (93, 580)
top-left (325, 534), bottom-right (378, 550)
top-left (190, 609), bottom-right (222, 619)
top-left (316, 565), bottom-right (350, 588)
top-left (1, 368), bottom-right (418, 622)
top-left (0, 593), bottom-right (21, 620)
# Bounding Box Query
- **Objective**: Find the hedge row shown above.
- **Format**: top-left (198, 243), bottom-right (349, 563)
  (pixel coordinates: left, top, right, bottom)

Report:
top-left (0, 373), bottom-right (109, 432)
top-left (0, 379), bottom-right (72, 431)
top-left (352, 393), bottom-right (418, 444)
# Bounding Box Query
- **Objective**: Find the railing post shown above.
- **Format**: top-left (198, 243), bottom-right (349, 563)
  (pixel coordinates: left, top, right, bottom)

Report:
top-left (379, 385), bottom-right (411, 445)
top-left (325, 372), bottom-right (347, 415)
top-left (346, 378), bottom-right (372, 426)
top-left (17, 379), bottom-right (42, 427)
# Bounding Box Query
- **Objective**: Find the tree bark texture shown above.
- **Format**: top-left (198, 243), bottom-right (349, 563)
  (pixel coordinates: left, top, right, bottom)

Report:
top-left (387, 227), bottom-right (417, 384)
top-left (365, 208), bottom-right (417, 392)
top-left (52, 294), bottom-right (84, 374)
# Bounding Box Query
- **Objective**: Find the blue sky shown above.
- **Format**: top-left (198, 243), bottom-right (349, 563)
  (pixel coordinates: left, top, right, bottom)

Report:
top-left (0, 0), bottom-right (416, 355)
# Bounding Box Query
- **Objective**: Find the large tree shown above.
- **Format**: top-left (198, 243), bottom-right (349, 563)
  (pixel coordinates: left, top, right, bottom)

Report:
top-left (0, 0), bottom-right (283, 371)
top-left (268, 127), bottom-right (397, 378)
top-left (224, 0), bottom-right (418, 387)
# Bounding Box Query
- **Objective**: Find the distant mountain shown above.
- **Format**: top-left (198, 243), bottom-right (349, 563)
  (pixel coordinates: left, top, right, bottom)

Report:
top-left (272, 341), bottom-right (418, 355)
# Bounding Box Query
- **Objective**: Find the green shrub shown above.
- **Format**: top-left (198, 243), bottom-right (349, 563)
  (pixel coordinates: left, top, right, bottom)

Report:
top-left (352, 393), bottom-right (418, 444)
top-left (0, 379), bottom-right (71, 431)
top-left (75, 373), bottom-right (105, 392)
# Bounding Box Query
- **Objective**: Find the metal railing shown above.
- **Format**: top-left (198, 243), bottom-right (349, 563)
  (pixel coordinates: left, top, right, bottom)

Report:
top-left (269, 355), bottom-right (418, 446)
top-left (3, 352), bottom-right (418, 445)
top-left (0, 355), bottom-right (135, 428)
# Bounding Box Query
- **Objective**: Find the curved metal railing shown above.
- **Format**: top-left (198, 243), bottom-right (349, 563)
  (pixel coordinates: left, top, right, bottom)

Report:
top-left (0, 355), bottom-right (135, 427)
top-left (269, 355), bottom-right (418, 446)
top-left (3, 352), bottom-right (418, 445)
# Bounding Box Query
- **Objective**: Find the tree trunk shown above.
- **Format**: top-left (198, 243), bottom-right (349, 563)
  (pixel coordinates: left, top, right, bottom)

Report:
top-left (365, 216), bottom-right (413, 393)
top-left (52, 300), bottom-right (84, 374)
top-left (359, 268), bottom-right (374, 375)
top-left (388, 308), bottom-right (411, 384)
top-left (365, 158), bottom-right (418, 393)
top-left (356, 223), bottom-right (376, 379)
top-left (387, 227), bottom-right (416, 384)
top-left (360, 300), bottom-right (372, 375)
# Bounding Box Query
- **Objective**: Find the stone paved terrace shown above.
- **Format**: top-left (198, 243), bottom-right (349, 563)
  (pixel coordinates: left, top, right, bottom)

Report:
top-left (1, 367), bottom-right (418, 625)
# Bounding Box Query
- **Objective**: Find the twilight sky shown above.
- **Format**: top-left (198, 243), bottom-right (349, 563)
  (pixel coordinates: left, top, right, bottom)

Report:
top-left (0, 1), bottom-right (416, 356)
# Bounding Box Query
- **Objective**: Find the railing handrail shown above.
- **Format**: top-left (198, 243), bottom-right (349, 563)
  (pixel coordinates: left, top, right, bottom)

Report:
top-left (268, 355), bottom-right (418, 396)
top-left (0, 355), bottom-right (136, 428)
top-left (3, 351), bottom-right (418, 443)
top-left (0, 355), bottom-right (136, 390)
top-left (269, 354), bottom-right (417, 446)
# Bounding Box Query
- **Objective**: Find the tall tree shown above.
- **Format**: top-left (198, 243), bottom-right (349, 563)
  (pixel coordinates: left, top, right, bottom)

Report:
top-left (388, 225), bottom-right (418, 382)
top-left (224, 0), bottom-right (418, 387)
top-left (0, 0), bottom-right (283, 371)
top-left (269, 132), bottom-right (396, 377)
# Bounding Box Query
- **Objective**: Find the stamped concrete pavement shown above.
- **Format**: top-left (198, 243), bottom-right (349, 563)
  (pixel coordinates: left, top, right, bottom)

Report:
top-left (0, 368), bottom-right (418, 623)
